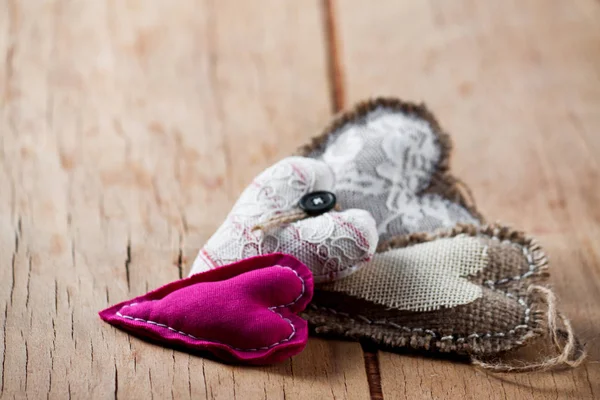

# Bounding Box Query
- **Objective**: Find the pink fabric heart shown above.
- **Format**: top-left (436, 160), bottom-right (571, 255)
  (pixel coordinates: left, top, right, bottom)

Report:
top-left (99, 253), bottom-right (314, 365)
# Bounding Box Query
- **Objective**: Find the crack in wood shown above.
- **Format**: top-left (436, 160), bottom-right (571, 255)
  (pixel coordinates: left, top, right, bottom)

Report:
top-left (321, 1), bottom-right (384, 399)
top-left (49, 318), bottom-right (55, 399)
top-left (148, 369), bottom-right (154, 400)
top-left (125, 240), bottom-right (131, 292)
top-left (177, 245), bottom-right (183, 280)
top-left (54, 280), bottom-right (58, 314)
top-left (25, 255), bottom-right (32, 309)
top-left (362, 345), bottom-right (384, 400)
top-left (9, 218), bottom-right (20, 307)
top-left (201, 361), bottom-right (208, 400)
top-left (24, 340), bottom-right (29, 391)
top-left (322, 0), bottom-right (346, 113)
top-left (1, 304), bottom-right (7, 395)
top-left (114, 363), bottom-right (118, 400)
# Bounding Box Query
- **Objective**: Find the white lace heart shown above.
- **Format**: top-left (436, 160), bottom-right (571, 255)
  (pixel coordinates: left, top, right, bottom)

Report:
top-left (190, 157), bottom-right (378, 283)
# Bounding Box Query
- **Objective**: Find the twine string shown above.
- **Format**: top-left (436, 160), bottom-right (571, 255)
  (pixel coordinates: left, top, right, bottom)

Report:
top-left (472, 285), bottom-right (586, 373)
top-left (252, 204), bottom-right (342, 232)
top-left (251, 209), bottom-right (309, 232)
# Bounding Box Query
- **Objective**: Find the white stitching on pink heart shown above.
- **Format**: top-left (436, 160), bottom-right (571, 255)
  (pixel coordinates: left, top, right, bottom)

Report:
top-left (116, 265), bottom-right (306, 351)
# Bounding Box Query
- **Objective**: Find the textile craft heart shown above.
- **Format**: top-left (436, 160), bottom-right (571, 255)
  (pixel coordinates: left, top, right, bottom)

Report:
top-left (297, 98), bottom-right (584, 370)
top-left (100, 253), bottom-right (313, 365)
top-left (189, 156), bottom-right (379, 283)
top-left (100, 97), bottom-right (584, 370)
top-left (308, 224), bottom-right (549, 354)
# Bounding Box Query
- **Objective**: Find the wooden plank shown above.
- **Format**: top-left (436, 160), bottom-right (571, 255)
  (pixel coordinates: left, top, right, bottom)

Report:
top-left (335, 0), bottom-right (600, 398)
top-left (0, 1), bottom-right (371, 399)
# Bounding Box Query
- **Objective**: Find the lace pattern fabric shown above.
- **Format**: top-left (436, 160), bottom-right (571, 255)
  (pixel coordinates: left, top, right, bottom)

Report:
top-left (190, 157), bottom-right (378, 282)
top-left (308, 108), bottom-right (478, 241)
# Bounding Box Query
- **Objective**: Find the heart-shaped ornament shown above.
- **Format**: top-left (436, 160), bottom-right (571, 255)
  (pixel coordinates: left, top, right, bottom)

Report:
top-left (99, 253), bottom-right (314, 365)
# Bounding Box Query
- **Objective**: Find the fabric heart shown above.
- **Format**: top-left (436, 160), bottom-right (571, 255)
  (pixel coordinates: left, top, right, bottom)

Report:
top-left (298, 98), bottom-right (585, 371)
top-left (190, 156), bottom-right (378, 283)
top-left (99, 253), bottom-right (313, 365)
top-left (299, 98), bottom-right (482, 241)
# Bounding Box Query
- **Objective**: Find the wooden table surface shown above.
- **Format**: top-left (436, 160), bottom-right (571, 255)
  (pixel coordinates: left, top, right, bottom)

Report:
top-left (1, 1), bottom-right (599, 399)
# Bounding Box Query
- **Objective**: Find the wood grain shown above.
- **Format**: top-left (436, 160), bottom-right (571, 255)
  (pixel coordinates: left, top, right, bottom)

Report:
top-left (0, 1), bottom-right (370, 399)
top-left (335, 0), bottom-right (600, 398)
top-left (3, 0), bottom-right (600, 399)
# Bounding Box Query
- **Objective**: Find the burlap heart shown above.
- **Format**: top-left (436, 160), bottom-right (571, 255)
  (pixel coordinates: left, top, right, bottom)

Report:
top-left (298, 98), bottom-right (584, 371)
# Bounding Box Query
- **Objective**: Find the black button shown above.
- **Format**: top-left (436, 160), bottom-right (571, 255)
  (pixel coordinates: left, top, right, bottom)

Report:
top-left (299, 191), bottom-right (337, 216)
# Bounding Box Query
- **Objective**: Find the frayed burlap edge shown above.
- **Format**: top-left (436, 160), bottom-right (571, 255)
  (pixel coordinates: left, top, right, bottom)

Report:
top-left (303, 223), bottom-right (586, 371)
top-left (295, 97), bottom-right (485, 222)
